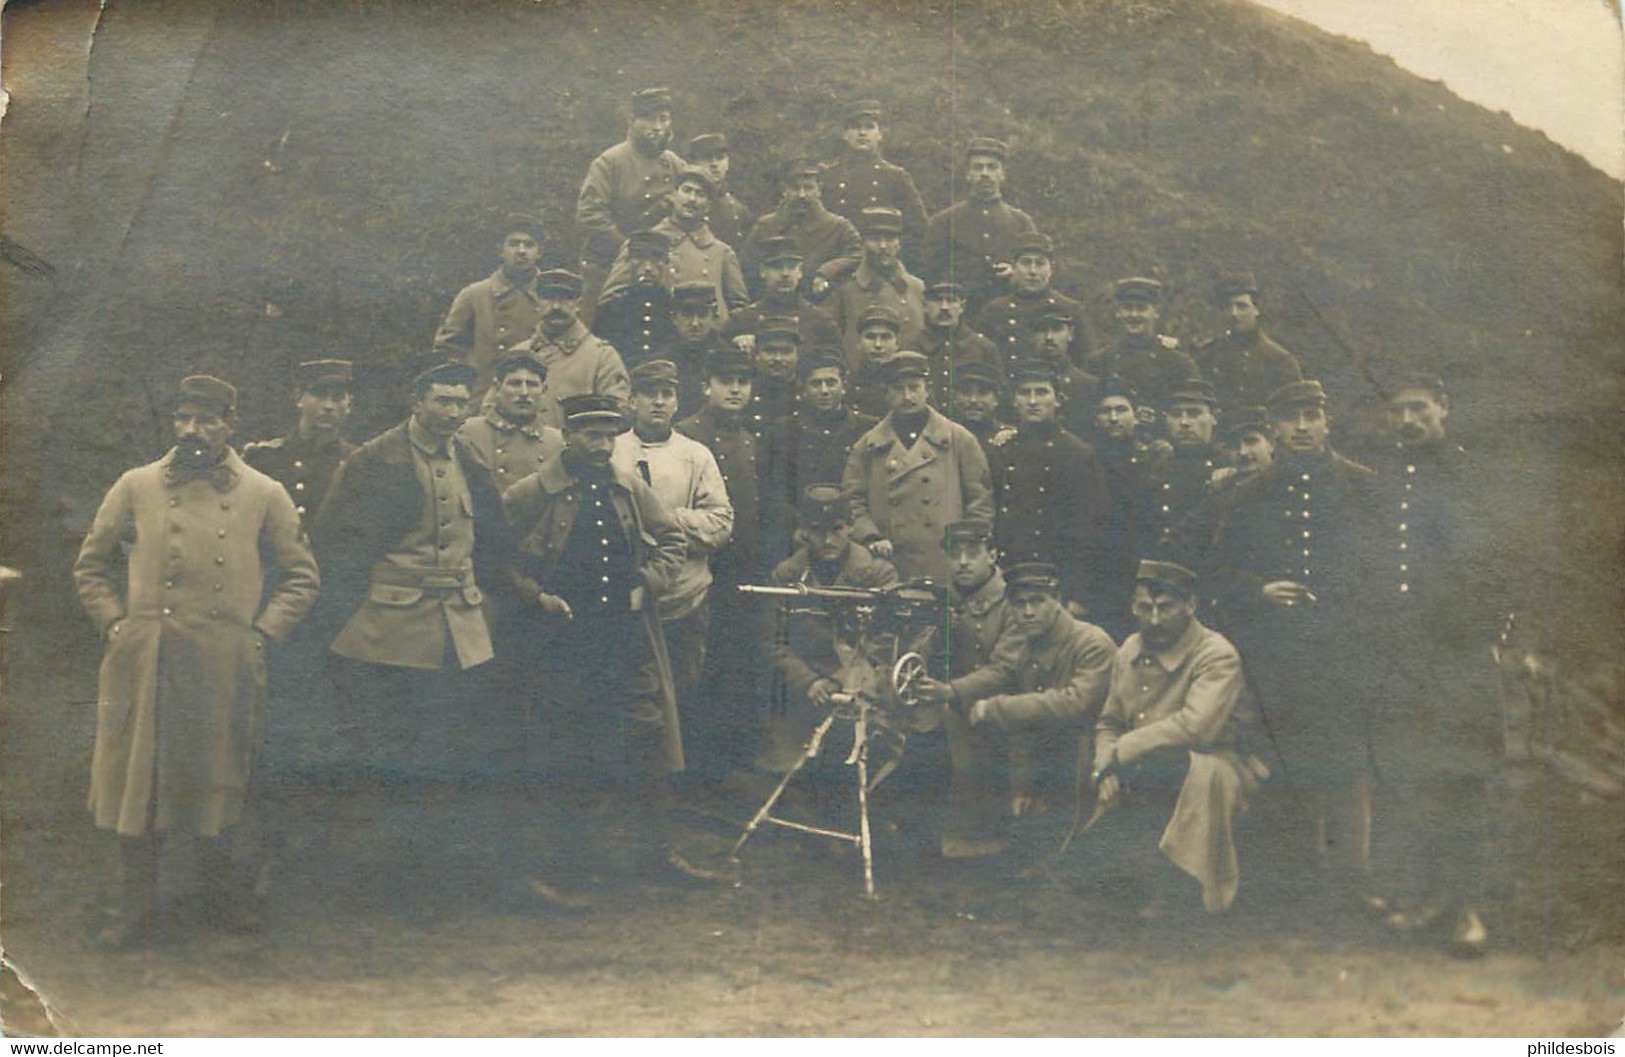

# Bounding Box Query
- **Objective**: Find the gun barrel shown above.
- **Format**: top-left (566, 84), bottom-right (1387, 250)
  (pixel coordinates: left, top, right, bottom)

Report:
top-left (738, 583), bottom-right (884, 602)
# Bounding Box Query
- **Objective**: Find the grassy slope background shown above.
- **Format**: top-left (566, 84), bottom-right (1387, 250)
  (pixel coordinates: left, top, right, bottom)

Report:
top-left (1, 0), bottom-right (1620, 669)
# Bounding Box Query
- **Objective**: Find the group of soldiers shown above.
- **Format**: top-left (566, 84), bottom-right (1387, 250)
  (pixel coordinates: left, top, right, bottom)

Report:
top-left (72, 88), bottom-right (1501, 957)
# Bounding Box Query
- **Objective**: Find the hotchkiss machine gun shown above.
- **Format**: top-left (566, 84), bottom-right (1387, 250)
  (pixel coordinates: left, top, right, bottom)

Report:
top-left (730, 578), bottom-right (948, 898)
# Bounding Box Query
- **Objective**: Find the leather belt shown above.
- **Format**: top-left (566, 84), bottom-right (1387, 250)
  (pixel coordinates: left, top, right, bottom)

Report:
top-left (369, 565), bottom-right (472, 591)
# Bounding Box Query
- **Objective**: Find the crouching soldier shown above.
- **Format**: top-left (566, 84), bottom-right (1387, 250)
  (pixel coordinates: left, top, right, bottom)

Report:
top-left (1090, 560), bottom-right (1266, 917)
top-left (919, 560), bottom-right (1115, 845)
top-left (761, 485), bottom-right (899, 775)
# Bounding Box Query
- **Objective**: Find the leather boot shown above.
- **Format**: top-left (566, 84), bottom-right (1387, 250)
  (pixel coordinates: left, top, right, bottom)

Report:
top-left (96, 835), bottom-right (159, 950)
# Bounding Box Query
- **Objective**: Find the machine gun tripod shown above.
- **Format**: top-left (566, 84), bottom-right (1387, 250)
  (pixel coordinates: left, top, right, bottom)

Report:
top-left (727, 580), bottom-right (946, 899)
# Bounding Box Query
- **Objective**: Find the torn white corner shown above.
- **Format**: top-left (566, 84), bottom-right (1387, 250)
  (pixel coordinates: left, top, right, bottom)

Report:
top-left (0, 951), bottom-right (72, 1037)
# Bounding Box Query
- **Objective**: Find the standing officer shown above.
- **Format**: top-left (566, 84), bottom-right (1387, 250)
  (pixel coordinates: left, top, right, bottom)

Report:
top-left (601, 166), bottom-right (749, 324)
top-left (916, 281), bottom-right (1001, 411)
top-left (592, 229), bottom-right (678, 370)
top-left (1092, 560), bottom-right (1262, 916)
top-left (1140, 378), bottom-right (1234, 563)
top-left (829, 206), bottom-right (928, 367)
top-left (243, 358), bottom-right (357, 525)
top-left (575, 87), bottom-right (686, 322)
top-left (433, 213), bottom-right (547, 400)
top-left (992, 359), bottom-right (1108, 615)
top-left (75, 375), bottom-right (319, 946)
top-left (1085, 278), bottom-right (1198, 412)
top-left (454, 352), bottom-right (565, 486)
top-left (842, 351), bottom-right (994, 585)
top-left (819, 100), bottom-right (929, 263)
top-left (921, 138), bottom-right (1036, 311)
top-left (512, 269), bottom-right (630, 430)
top-left (313, 362), bottom-right (509, 780)
top-left (1207, 379), bottom-right (1380, 912)
top-left (1194, 272), bottom-right (1302, 412)
top-left (501, 394), bottom-right (688, 897)
top-left (975, 232), bottom-right (1091, 372)
top-left (740, 159), bottom-right (863, 300)
top-left (686, 133), bottom-right (755, 249)
top-left (1360, 373), bottom-right (1500, 956)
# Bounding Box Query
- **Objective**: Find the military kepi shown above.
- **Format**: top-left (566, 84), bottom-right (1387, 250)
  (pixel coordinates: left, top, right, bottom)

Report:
top-left (559, 393), bottom-right (628, 430)
top-left (176, 375), bottom-right (237, 417)
top-left (295, 359), bottom-right (354, 392)
top-left (413, 361), bottom-right (478, 391)
top-left (1115, 277), bottom-right (1163, 303)
top-left (1005, 560), bottom-right (1061, 591)
top-left (884, 350), bottom-right (931, 380)
top-left (944, 519), bottom-right (993, 546)
top-left (629, 358), bottom-right (681, 392)
top-left (631, 87), bottom-right (672, 116)
top-left (798, 484), bottom-right (852, 528)
top-left (535, 268), bottom-right (583, 298)
top-left (1136, 559), bottom-right (1198, 598)
top-left (1266, 378), bottom-right (1328, 414)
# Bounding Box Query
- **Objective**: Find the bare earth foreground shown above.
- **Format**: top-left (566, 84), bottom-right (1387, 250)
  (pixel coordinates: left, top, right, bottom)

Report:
top-left (2, 697), bottom-right (1620, 1037)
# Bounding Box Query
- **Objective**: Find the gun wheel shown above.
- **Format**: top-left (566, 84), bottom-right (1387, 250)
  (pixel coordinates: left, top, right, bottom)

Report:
top-left (890, 652), bottom-right (928, 708)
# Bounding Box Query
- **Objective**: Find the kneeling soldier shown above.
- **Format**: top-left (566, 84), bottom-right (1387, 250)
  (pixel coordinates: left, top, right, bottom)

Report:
top-left (1091, 560), bottom-right (1264, 916)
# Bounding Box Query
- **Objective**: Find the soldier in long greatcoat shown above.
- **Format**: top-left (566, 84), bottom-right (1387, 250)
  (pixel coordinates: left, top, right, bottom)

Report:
top-left (75, 375), bottom-right (319, 947)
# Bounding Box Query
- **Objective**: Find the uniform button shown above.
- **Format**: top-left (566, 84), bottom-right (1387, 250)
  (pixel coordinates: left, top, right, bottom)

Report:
top-left (209, 609), bottom-right (220, 618)
top-left (440, 494), bottom-right (450, 502)
top-left (1302, 530), bottom-right (1311, 539)
top-left (601, 575), bottom-right (610, 583)
top-left (165, 580), bottom-right (176, 589)
top-left (294, 482), bottom-right (304, 491)
top-left (1399, 564), bottom-right (1409, 572)
top-left (1399, 542), bottom-right (1408, 551)
top-left (1301, 473), bottom-right (1311, 482)
top-left (1399, 583), bottom-right (1409, 593)
top-left (215, 556), bottom-right (226, 565)
top-left (1399, 523), bottom-right (1407, 532)
top-left (162, 607), bottom-right (172, 616)
top-left (293, 460), bottom-right (304, 470)
top-left (213, 583), bottom-right (223, 592)
top-left (296, 506), bottom-right (306, 515)
top-left (169, 498), bottom-right (180, 508)
top-left (217, 529), bottom-right (227, 537)
top-left (1406, 465), bottom-right (1416, 474)
top-left (1400, 501), bottom-right (1409, 511)
top-left (436, 469), bottom-right (446, 478)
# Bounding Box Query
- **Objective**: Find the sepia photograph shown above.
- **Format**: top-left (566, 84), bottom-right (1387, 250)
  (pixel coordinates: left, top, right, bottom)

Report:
top-left (0, 0), bottom-right (1621, 1038)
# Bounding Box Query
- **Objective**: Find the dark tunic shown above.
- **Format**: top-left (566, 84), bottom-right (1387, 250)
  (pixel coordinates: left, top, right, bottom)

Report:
top-left (1085, 336), bottom-right (1200, 407)
top-left (1206, 448), bottom-right (1378, 785)
top-left (756, 404), bottom-right (877, 566)
top-left (593, 283), bottom-right (679, 370)
top-left (724, 296), bottom-right (843, 349)
top-left (1193, 328), bottom-right (1302, 412)
top-left (1139, 443), bottom-right (1236, 563)
top-left (1093, 434), bottom-right (1153, 639)
top-left (242, 431), bottom-right (356, 524)
top-left (989, 422), bottom-right (1107, 609)
top-left (916, 322), bottom-right (1003, 411)
top-left (708, 189), bottom-right (756, 251)
top-left (976, 288), bottom-right (1094, 372)
top-left (819, 150), bottom-right (930, 259)
top-left (921, 196), bottom-right (1036, 310)
top-left (676, 404), bottom-right (760, 579)
top-left (740, 206), bottom-right (863, 297)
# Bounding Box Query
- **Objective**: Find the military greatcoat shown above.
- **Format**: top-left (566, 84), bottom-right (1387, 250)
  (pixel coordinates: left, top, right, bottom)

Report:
top-left (74, 449), bottom-right (319, 836)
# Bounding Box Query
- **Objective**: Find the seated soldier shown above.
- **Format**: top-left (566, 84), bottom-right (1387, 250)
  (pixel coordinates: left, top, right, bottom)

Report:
top-left (1090, 560), bottom-right (1266, 917)
top-left (761, 484), bottom-right (899, 776)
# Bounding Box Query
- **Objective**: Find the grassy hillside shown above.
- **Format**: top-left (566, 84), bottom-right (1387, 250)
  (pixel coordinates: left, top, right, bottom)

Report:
top-left (2, 0), bottom-right (1621, 660)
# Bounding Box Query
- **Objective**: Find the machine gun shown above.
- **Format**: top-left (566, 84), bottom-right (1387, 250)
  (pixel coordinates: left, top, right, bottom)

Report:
top-left (727, 579), bottom-right (949, 898)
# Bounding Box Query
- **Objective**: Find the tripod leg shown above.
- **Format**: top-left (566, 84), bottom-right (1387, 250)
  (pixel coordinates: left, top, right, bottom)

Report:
top-left (856, 726), bottom-right (876, 900)
top-left (731, 713), bottom-right (836, 859)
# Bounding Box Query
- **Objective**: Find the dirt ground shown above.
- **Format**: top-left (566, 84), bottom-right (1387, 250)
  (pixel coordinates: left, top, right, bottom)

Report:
top-left (2, 651), bottom-right (1621, 1038)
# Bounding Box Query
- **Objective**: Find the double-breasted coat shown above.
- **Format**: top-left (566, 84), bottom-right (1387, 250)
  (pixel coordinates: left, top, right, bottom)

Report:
top-left (74, 449), bottom-right (320, 837)
top-left (842, 407), bottom-right (995, 585)
top-left (501, 455), bottom-right (689, 772)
